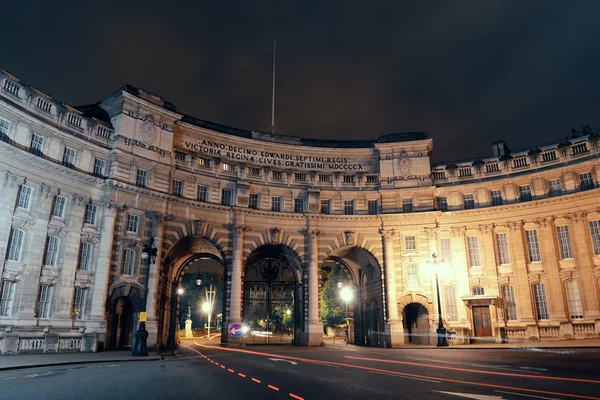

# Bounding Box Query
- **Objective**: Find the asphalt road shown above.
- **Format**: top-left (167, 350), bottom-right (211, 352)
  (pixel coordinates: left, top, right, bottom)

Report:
top-left (1, 342), bottom-right (599, 400)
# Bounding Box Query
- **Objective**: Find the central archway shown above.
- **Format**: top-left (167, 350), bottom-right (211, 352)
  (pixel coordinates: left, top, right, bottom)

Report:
top-left (403, 303), bottom-right (430, 345)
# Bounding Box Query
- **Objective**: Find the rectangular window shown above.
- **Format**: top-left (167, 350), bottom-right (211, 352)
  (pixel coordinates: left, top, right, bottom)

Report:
top-left (249, 193), bottom-right (259, 209)
top-left (38, 285), bottom-right (52, 319)
top-left (526, 230), bottom-right (542, 262)
top-left (589, 220), bottom-right (600, 256)
top-left (556, 225), bottom-right (573, 259)
top-left (344, 200), bottom-right (354, 215)
top-left (580, 172), bottom-right (594, 191)
top-left (272, 196), bottom-right (282, 212)
top-left (7, 229), bottom-right (24, 261)
top-left (464, 194), bottom-right (475, 209)
top-left (444, 287), bottom-right (458, 322)
top-left (222, 163), bottom-right (235, 172)
top-left (520, 185), bottom-right (532, 202)
top-left (533, 283), bottom-right (550, 320)
top-left (549, 178), bottom-right (562, 196)
top-left (93, 158), bottom-right (105, 177)
top-left (272, 170), bottom-right (283, 180)
top-left (197, 185), bottom-right (208, 202)
top-left (440, 238), bottom-right (452, 269)
top-left (437, 197), bottom-right (448, 211)
top-left (17, 184), bottom-right (32, 209)
top-left (318, 174), bottom-right (332, 183)
top-left (366, 175), bottom-right (378, 184)
top-left (127, 215), bottom-right (139, 233)
top-left (320, 199), bottom-right (330, 214)
top-left (44, 236), bottom-right (59, 267)
top-left (565, 281), bottom-right (584, 319)
top-left (221, 189), bottom-right (233, 206)
top-left (136, 169), bottom-right (148, 188)
top-left (248, 167), bottom-right (261, 177)
top-left (52, 195), bottom-right (66, 218)
top-left (295, 173), bottom-right (307, 182)
top-left (122, 248), bottom-right (136, 275)
top-left (0, 281), bottom-right (16, 317)
top-left (172, 180), bottom-right (183, 196)
top-left (467, 236), bottom-right (482, 267)
top-left (198, 157), bottom-right (211, 168)
top-left (343, 175), bottom-right (355, 184)
top-left (0, 118), bottom-right (10, 140)
top-left (79, 243), bottom-right (92, 271)
top-left (405, 235), bottom-right (416, 251)
top-left (403, 198), bottom-right (413, 213)
top-left (30, 133), bottom-right (44, 156)
top-left (294, 198), bottom-right (305, 213)
top-left (503, 285), bottom-right (518, 321)
top-left (407, 264), bottom-right (419, 287)
top-left (85, 204), bottom-right (97, 225)
top-left (73, 288), bottom-right (86, 320)
top-left (368, 200), bottom-right (378, 215)
top-left (491, 189), bottom-right (503, 206)
top-left (496, 233), bottom-right (511, 265)
top-left (62, 147), bottom-right (76, 168)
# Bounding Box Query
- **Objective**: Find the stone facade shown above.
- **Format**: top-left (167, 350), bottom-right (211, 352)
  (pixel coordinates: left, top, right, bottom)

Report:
top-left (0, 67), bottom-right (599, 354)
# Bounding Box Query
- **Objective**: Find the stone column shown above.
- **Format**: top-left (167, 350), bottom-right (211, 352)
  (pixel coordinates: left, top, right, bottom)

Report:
top-left (306, 229), bottom-right (322, 346)
top-left (229, 225), bottom-right (246, 324)
top-left (506, 221), bottom-right (536, 323)
top-left (380, 228), bottom-right (403, 347)
top-left (146, 212), bottom-right (165, 350)
top-left (450, 227), bottom-right (470, 324)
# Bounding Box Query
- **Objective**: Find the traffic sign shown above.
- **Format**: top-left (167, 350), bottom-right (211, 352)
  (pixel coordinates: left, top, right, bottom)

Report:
top-left (229, 323), bottom-right (243, 339)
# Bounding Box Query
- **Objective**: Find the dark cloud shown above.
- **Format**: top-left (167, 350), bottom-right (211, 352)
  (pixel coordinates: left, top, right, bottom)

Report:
top-left (2, 0), bottom-right (599, 162)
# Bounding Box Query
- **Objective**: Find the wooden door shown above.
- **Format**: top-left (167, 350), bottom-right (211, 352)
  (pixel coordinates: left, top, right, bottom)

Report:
top-left (472, 306), bottom-right (492, 337)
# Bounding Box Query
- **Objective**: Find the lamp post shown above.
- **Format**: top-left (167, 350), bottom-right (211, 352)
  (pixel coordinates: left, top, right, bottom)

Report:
top-left (133, 237), bottom-right (158, 356)
top-left (428, 253), bottom-right (449, 347)
top-left (339, 284), bottom-right (353, 346)
top-left (203, 284), bottom-right (216, 338)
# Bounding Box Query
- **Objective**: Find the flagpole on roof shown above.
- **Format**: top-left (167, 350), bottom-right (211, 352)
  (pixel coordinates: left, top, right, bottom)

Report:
top-left (271, 37), bottom-right (276, 133)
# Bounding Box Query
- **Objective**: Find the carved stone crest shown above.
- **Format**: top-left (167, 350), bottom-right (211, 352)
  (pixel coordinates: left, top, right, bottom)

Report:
top-left (398, 150), bottom-right (411, 178)
top-left (139, 120), bottom-right (156, 146)
top-left (344, 231), bottom-right (355, 246)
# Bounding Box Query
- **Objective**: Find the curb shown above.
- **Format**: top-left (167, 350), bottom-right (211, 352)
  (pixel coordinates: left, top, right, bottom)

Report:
top-left (0, 355), bottom-right (163, 372)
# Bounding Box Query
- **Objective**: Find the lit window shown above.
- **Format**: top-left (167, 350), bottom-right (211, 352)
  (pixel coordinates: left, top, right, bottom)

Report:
top-left (496, 233), bottom-right (511, 264)
top-left (440, 238), bottom-right (452, 269)
top-left (197, 185), bottom-right (208, 202)
top-left (344, 200), bottom-right (354, 215)
top-left (73, 288), bottom-right (87, 320)
top-left (526, 230), bottom-right (542, 262)
top-left (62, 147), bottom-right (76, 168)
top-left (503, 285), bottom-right (518, 321)
top-left (491, 190), bottom-right (503, 206)
top-left (7, 228), bottom-right (24, 261)
top-left (405, 235), bottom-right (416, 251)
top-left (85, 204), bottom-right (97, 225)
top-left (272, 196), bottom-right (282, 212)
top-left (127, 215), bottom-right (139, 233)
top-left (444, 287), bottom-right (458, 321)
top-left (249, 193), bottom-right (259, 209)
top-left (533, 283), bottom-right (550, 320)
top-left (122, 248), bottom-right (136, 275)
top-left (136, 169), bottom-right (148, 187)
top-left (556, 225), bottom-right (573, 259)
top-left (172, 180), bottom-right (183, 196)
top-left (589, 220), bottom-right (600, 256)
top-left (368, 200), bottom-right (378, 215)
top-left (519, 185), bottom-right (532, 202)
top-left (221, 189), bottom-right (233, 206)
top-left (463, 194), bottom-right (475, 209)
top-left (222, 163), bottom-right (235, 172)
top-left (467, 236), bottom-right (482, 266)
top-left (294, 198), bottom-right (305, 213)
top-left (565, 280), bottom-right (584, 319)
top-left (44, 236), bottom-right (60, 266)
top-left (198, 157), bottom-right (211, 168)
top-left (52, 196), bottom-right (66, 218)
top-left (38, 285), bottom-right (52, 319)
top-left (17, 185), bottom-right (32, 209)
top-left (0, 281), bottom-right (16, 317)
top-left (79, 242), bottom-right (92, 271)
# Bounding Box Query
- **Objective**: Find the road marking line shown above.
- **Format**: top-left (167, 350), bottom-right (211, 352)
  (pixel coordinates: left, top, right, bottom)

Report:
top-left (495, 390), bottom-right (558, 400)
top-left (286, 368), bottom-right (300, 374)
top-left (289, 393), bottom-right (304, 400)
top-left (369, 370), bottom-right (440, 383)
top-left (220, 365), bottom-right (225, 369)
top-left (264, 362), bottom-right (275, 367)
top-left (469, 363), bottom-right (542, 375)
top-left (238, 373), bottom-right (246, 378)
top-left (4, 377), bottom-right (16, 380)
top-left (228, 368), bottom-right (234, 373)
top-left (312, 362), bottom-right (339, 368)
top-left (315, 376), bottom-right (334, 382)
top-left (252, 378), bottom-right (261, 383)
top-left (268, 385), bottom-right (280, 391)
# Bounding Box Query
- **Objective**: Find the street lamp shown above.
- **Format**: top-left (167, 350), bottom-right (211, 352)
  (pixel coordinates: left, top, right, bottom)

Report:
top-left (133, 237), bottom-right (158, 356)
top-left (427, 253), bottom-right (449, 347)
top-left (203, 284), bottom-right (216, 338)
top-left (339, 285), bottom-right (353, 345)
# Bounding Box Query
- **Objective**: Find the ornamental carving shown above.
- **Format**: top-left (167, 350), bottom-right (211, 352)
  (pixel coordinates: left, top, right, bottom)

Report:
top-left (450, 226), bottom-right (467, 237)
top-left (424, 228), bottom-right (438, 240)
top-left (270, 227), bottom-right (281, 243)
top-left (232, 225), bottom-right (247, 235)
top-left (533, 217), bottom-right (555, 228)
top-left (565, 212), bottom-right (588, 223)
top-left (72, 193), bottom-right (85, 207)
top-left (81, 232), bottom-right (101, 244)
top-left (398, 150), bottom-right (411, 179)
top-left (12, 214), bottom-right (35, 231)
top-left (476, 224), bottom-right (494, 234)
top-left (378, 228), bottom-right (395, 238)
top-left (469, 276), bottom-right (488, 288)
top-left (192, 220), bottom-right (205, 236)
top-left (47, 225), bottom-right (69, 238)
top-left (559, 268), bottom-right (581, 281)
top-left (506, 220), bottom-right (524, 232)
top-left (307, 229), bottom-right (320, 240)
top-left (593, 266), bottom-right (600, 279)
top-left (497, 273), bottom-right (516, 286)
top-left (527, 270), bottom-right (548, 283)
top-left (3, 171), bottom-right (24, 188)
top-left (344, 231), bottom-right (355, 246)
top-left (38, 183), bottom-right (53, 199)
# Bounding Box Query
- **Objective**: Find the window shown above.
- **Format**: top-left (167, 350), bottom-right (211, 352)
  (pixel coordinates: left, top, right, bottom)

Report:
top-left (198, 157), bottom-right (211, 168)
top-left (30, 133), bottom-right (44, 156)
top-left (533, 283), bottom-right (550, 320)
top-left (248, 167), bottom-right (261, 177)
top-left (272, 170), bottom-right (283, 180)
top-left (467, 236), bottom-right (482, 266)
top-left (44, 236), bottom-right (59, 267)
top-left (62, 147), bottom-right (76, 168)
top-left (172, 180), bottom-right (183, 196)
top-left (0, 118), bottom-right (10, 140)
top-left (496, 233), bottom-right (511, 265)
top-left (580, 172), bottom-right (594, 191)
top-left (344, 200), bottom-right (354, 215)
top-left (437, 197), bottom-right (448, 211)
top-left (444, 287), bottom-right (458, 322)
top-left (520, 185), bottom-right (532, 202)
top-left (197, 185), bottom-right (208, 202)
top-left (405, 235), bottom-right (416, 251)
top-left (491, 190), bottom-right (503, 206)
top-left (79, 242), bottom-right (92, 271)
top-left (549, 179), bottom-right (562, 196)
top-left (294, 198), bottom-right (305, 213)
top-left (565, 280), bottom-right (584, 319)
top-left (38, 285), bottom-right (52, 319)
top-left (17, 184), bottom-right (32, 209)
top-left (272, 196), bottom-right (282, 212)
top-left (0, 281), bottom-right (16, 317)
top-left (368, 200), bottom-right (378, 215)
top-left (343, 175), bottom-right (355, 184)
top-left (589, 220), bottom-right (600, 256)
top-left (556, 225), bottom-right (573, 259)
top-left (52, 196), bottom-right (66, 218)
top-left (93, 158), bottom-right (105, 177)
top-left (526, 230), bottom-right (542, 262)
top-left (85, 204), bottom-right (97, 225)
top-left (440, 238), bottom-right (452, 268)
top-left (127, 215), bottom-right (139, 233)
top-left (73, 288), bottom-right (86, 320)
top-left (402, 198), bottom-right (413, 213)
top-left (464, 194), bottom-right (475, 209)
top-left (472, 286), bottom-right (485, 296)
top-left (503, 285), bottom-right (518, 321)
top-left (249, 193), bottom-right (259, 209)
top-left (407, 264), bottom-right (419, 287)
top-left (318, 174), bottom-right (332, 183)
top-left (222, 189), bottom-right (233, 206)
top-left (366, 175), bottom-right (378, 184)
top-left (7, 228), bottom-right (24, 261)
top-left (320, 199), bottom-right (330, 214)
top-left (122, 248), bottom-right (136, 275)
top-left (222, 163), bottom-right (235, 172)
top-left (295, 173), bottom-right (307, 182)
top-left (136, 169), bottom-right (148, 188)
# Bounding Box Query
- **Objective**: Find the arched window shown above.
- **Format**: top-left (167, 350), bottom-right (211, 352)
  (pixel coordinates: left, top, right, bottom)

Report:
top-left (44, 236), bottom-right (60, 266)
top-left (472, 286), bottom-right (485, 296)
top-left (444, 287), bottom-right (458, 321)
top-left (7, 228), bottom-right (24, 261)
top-left (79, 242), bottom-right (93, 271)
top-left (406, 264), bottom-right (419, 287)
top-left (502, 285), bottom-right (518, 321)
top-left (565, 280), bottom-right (583, 319)
top-left (533, 283), bottom-right (550, 320)
top-left (122, 248), bottom-right (136, 275)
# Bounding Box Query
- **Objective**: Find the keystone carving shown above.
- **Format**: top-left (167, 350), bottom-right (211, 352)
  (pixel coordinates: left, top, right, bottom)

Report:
top-left (192, 220), bottom-right (205, 236)
top-left (270, 227), bottom-right (281, 243)
top-left (38, 183), bottom-right (53, 199)
top-left (81, 232), bottom-right (101, 244)
top-left (344, 231), bottom-right (355, 246)
top-left (527, 271), bottom-right (548, 283)
top-left (592, 266), bottom-right (600, 279)
top-left (424, 228), bottom-right (438, 240)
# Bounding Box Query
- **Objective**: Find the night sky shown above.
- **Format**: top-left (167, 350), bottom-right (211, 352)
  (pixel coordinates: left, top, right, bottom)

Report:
top-left (2, 1), bottom-right (599, 163)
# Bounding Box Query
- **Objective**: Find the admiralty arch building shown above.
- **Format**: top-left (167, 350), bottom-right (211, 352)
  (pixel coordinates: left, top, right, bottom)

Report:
top-left (1, 67), bottom-right (599, 354)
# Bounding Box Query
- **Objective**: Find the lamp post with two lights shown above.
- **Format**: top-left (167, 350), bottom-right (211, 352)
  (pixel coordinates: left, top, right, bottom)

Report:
top-left (132, 237), bottom-right (158, 356)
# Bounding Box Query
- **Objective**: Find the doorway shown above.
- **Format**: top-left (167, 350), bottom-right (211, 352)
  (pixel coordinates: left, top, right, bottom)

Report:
top-left (110, 297), bottom-right (135, 349)
top-left (403, 303), bottom-right (430, 345)
top-left (472, 306), bottom-right (492, 337)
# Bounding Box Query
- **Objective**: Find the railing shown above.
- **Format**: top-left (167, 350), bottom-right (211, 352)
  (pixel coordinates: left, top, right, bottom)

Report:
top-left (485, 162), bottom-right (500, 173)
top-left (18, 337), bottom-right (45, 352)
top-left (432, 170), bottom-right (446, 180)
top-left (512, 157), bottom-right (528, 168)
top-left (36, 97), bottom-right (53, 114)
top-left (573, 323), bottom-right (596, 336)
top-left (506, 329), bottom-right (526, 341)
top-left (58, 337), bottom-right (82, 351)
top-left (539, 326), bottom-right (560, 337)
top-left (571, 142), bottom-right (589, 156)
top-left (67, 113), bottom-right (83, 128)
top-left (175, 151), bottom-right (186, 161)
top-left (3, 79), bottom-right (20, 97)
top-left (458, 167), bottom-right (472, 177)
top-left (540, 150), bottom-right (558, 163)
top-left (96, 126), bottom-right (113, 140)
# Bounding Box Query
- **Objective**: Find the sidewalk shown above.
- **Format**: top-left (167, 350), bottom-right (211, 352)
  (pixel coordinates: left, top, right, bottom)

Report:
top-left (0, 350), bottom-right (163, 371)
top-left (324, 337), bottom-right (600, 349)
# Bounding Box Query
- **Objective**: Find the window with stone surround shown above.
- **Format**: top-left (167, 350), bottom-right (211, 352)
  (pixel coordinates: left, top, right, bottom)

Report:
top-left (503, 285), bottom-right (518, 321)
top-left (294, 198), bottom-right (305, 213)
top-left (43, 236), bottom-right (59, 267)
top-left (467, 236), bottom-right (482, 267)
top-left (491, 189), bottom-right (503, 206)
top-left (30, 133), bottom-right (45, 156)
top-left (248, 167), bottom-right (261, 177)
top-left (556, 225), bottom-right (573, 259)
top-left (344, 200), bottom-right (355, 215)
top-left (549, 178), bottom-right (562, 196)
top-left (17, 184), bottom-right (32, 209)
top-left (249, 193), bottom-right (259, 209)
top-left (437, 197), bottom-right (448, 211)
top-left (405, 235), bottom-right (416, 251)
top-left (197, 185), bottom-right (208, 202)
top-left (526, 230), bottom-right (542, 262)
top-left (403, 198), bottom-right (413, 213)
top-left (62, 147), bottom-right (77, 168)
top-left (0, 117), bottom-right (10, 141)
top-left (533, 283), bottom-right (550, 320)
top-left (198, 157), bottom-right (211, 168)
top-left (136, 169), bottom-right (148, 188)
top-left (519, 185), bottom-right (532, 202)
top-left (272, 170), bottom-right (283, 180)
top-left (172, 180), bottom-right (183, 196)
top-left (320, 199), bottom-right (330, 214)
top-left (93, 158), bottom-right (105, 177)
top-left (52, 195), bottom-right (66, 218)
top-left (122, 248), bottom-right (136, 275)
top-left (589, 220), bottom-right (600, 256)
top-left (222, 162), bottom-right (235, 173)
top-left (295, 173), bottom-right (307, 182)
top-left (444, 287), bottom-right (458, 321)
top-left (342, 175), bottom-right (355, 184)
top-left (407, 263), bottom-right (419, 287)
top-left (440, 238), bottom-right (452, 269)
top-left (580, 172), bottom-right (594, 191)
top-left (37, 285), bottom-right (52, 319)
top-left (85, 204), bottom-right (97, 225)
top-left (496, 233), bottom-right (511, 265)
top-left (73, 288), bottom-right (87, 320)
top-left (0, 280), bottom-right (16, 317)
top-left (472, 286), bottom-right (485, 296)
top-left (463, 194), bottom-right (475, 209)
top-left (318, 174), bottom-right (332, 183)
top-left (271, 196), bottom-right (282, 212)
top-left (127, 215), bottom-right (139, 233)
top-left (78, 242), bottom-right (92, 271)
top-left (565, 280), bottom-right (583, 319)
top-left (366, 174), bottom-right (378, 184)
top-left (368, 199), bottom-right (378, 215)
top-left (221, 189), bottom-right (233, 206)
top-left (7, 228), bottom-right (24, 261)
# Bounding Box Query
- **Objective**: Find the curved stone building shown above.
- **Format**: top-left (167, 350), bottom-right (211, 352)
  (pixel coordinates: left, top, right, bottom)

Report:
top-left (0, 67), bottom-right (599, 354)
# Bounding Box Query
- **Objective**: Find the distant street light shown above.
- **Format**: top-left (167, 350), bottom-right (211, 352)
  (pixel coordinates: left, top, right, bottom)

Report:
top-left (177, 287), bottom-right (184, 295)
top-left (339, 284), bottom-right (354, 346)
top-left (203, 284), bottom-right (216, 338)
